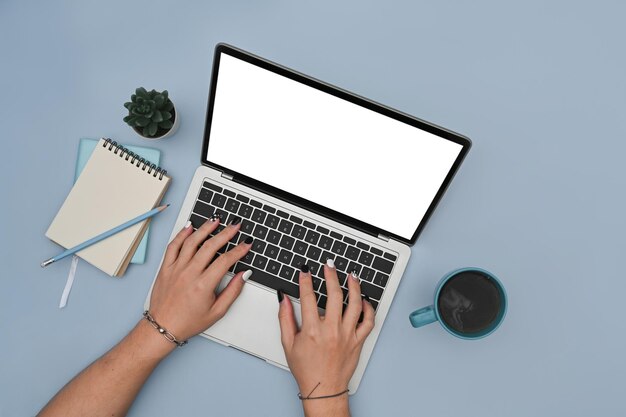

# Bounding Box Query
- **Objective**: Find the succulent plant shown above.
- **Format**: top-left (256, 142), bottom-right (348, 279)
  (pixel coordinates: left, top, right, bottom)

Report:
top-left (123, 87), bottom-right (175, 137)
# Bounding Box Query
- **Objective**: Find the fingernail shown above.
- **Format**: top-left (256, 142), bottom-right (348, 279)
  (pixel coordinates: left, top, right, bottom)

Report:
top-left (350, 270), bottom-right (359, 281)
top-left (300, 264), bottom-right (309, 273)
top-left (210, 212), bottom-right (221, 222)
top-left (244, 236), bottom-right (253, 244)
top-left (242, 270), bottom-right (253, 281)
top-left (229, 216), bottom-right (241, 226)
top-left (277, 289), bottom-right (284, 302)
top-left (184, 220), bottom-right (192, 229)
top-left (326, 258), bottom-right (335, 268)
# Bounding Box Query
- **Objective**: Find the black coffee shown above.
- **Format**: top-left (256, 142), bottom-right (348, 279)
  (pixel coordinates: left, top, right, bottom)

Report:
top-left (437, 271), bottom-right (502, 334)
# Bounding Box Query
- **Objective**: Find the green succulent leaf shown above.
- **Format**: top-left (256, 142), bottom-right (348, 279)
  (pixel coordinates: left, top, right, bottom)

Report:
top-left (135, 117), bottom-right (150, 127)
top-left (152, 110), bottom-right (163, 123)
top-left (124, 102), bottom-right (132, 109)
top-left (148, 122), bottom-right (158, 136)
top-left (159, 120), bottom-right (173, 129)
top-left (161, 111), bottom-right (172, 121)
top-left (123, 115), bottom-right (136, 124)
top-left (131, 94), bottom-right (136, 101)
top-left (143, 125), bottom-right (151, 136)
top-left (164, 101), bottom-right (174, 111)
top-left (162, 90), bottom-right (169, 102)
top-left (154, 94), bottom-right (164, 108)
top-left (136, 87), bottom-right (148, 97)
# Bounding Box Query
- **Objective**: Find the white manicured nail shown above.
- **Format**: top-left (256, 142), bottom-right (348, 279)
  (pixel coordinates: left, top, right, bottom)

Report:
top-left (326, 258), bottom-right (335, 268)
top-left (184, 220), bottom-right (192, 229)
top-left (242, 270), bottom-right (253, 281)
top-left (350, 270), bottom-right (360, 281)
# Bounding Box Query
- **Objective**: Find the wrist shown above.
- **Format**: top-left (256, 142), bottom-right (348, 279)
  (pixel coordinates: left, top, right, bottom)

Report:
top-left (302, 396), bottom-right (350, 417)
top-left (130, 319), bottom-right (177, 360)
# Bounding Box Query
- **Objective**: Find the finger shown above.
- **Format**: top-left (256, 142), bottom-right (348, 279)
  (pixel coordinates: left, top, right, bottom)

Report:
top-left (322, 258), bottom-right (344, 322)
top-left (203, 237), bottom-right (253, 290)
top-left (163, 220), bottom-right (194, 266)
top-left (178, 214), bottom-right (222, 264)
top-left (209, 270), bottom-right (251, 321)
top-left (297, 265), bottom-right (320, 326)
top-left (193, 217), bottom-right (242, 270)
top-left (277, 289), bottom-right (297, 352)
top-left (355, 297), bottom-right (375, 342)
top-left (343, 270), bottom-right (364, 330)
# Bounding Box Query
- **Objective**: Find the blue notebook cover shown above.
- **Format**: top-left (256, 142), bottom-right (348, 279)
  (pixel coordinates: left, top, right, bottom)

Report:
top-left (75, 138), bottom-right (161, 264)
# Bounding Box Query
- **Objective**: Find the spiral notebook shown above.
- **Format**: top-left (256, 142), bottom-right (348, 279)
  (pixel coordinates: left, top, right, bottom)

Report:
top-left (46, 138), bottom-right (171, 276)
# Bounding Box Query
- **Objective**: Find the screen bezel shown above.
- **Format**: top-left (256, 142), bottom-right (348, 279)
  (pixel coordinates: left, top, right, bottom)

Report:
top-left (201, 43), bottom-right (471, 245)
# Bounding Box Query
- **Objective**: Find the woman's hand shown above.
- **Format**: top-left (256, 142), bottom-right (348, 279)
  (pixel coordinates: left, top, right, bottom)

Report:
top-left (277, 259), bottom-right (376, 415)
top-left (149, 215), bottom-right (253, 341)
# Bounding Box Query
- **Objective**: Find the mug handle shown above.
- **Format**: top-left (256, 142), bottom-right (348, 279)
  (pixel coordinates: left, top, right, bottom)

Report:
top-left (409, 305), bottom-right (437, 328)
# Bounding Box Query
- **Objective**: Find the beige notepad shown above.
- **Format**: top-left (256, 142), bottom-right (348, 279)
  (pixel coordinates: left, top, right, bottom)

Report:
top-left (46, 138), bottom-right (171, 276)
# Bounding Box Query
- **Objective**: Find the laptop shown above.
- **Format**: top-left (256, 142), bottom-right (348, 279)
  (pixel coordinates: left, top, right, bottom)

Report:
top-left (145, 43), bottom-right (471, 393)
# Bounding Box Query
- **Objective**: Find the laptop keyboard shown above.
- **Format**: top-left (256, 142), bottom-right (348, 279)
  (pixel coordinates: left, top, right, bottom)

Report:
top-left (188, 181), bottom-right (398, 312)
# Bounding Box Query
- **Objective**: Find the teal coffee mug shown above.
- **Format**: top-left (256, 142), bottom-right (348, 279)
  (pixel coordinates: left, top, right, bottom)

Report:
top-left (409, 267), bottom-right (507, 339)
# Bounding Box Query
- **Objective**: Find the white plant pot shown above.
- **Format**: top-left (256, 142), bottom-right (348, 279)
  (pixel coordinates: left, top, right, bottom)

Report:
top-left (134, 105), bottom-right (180, 140)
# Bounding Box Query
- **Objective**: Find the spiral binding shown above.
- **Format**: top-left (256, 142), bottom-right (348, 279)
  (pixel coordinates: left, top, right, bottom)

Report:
top-left (102, 138), bottom-right (167, 180)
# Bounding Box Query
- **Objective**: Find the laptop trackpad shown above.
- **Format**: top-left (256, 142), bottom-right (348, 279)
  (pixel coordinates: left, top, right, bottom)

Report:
top-left (203, 274), bottom-right (303, 367)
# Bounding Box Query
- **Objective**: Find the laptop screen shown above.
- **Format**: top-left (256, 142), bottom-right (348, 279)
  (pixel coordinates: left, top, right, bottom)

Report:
top-left (206, 52), bottom-right (465, 241)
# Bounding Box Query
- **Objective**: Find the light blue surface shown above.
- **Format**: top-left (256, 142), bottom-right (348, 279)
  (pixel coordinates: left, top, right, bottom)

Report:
top-left (76, 138), bottom-right (162, 264)
top-left (409, 267), bottom-right (508, 339)
top-left (1, 1), bottom-right (625, 416)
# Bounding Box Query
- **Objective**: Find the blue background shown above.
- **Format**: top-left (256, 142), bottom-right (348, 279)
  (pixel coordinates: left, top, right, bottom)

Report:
top-left (1, 1), bottom-right (625, 416)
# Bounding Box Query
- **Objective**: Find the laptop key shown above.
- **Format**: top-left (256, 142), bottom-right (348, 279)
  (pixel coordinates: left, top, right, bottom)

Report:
top-left (291, 254), bottom-right (307, 269)
top-left (330, 231), bottom-right (343, 240)
top-left (264, 244), bottom-right (280, 259)
top-left (303, 220), bottom-right (315, 229)
top-left (211, 193), bottom-right (227, 208)
top-left (279, 264), bottom-right (294, 280)
top-left (265, 214), bottom-right (280, 229)
top-left (345, 246), bottom-right (360, 261)
top-left (235, 194), bottom-right (249, 203)
top-left (234, 262), bottom-right (299, 299)
top-left (320, 251), bottom-right (335, 264)
top-left (279, 235), bottom-right (295, 251)
top-left (312, 277), bottom-right (322, 291)
top-left (337, 271), bottom-right (347, 286)
top-left (291, 224), bottom-right (307, 240)
top-left (250, 199), bottom-right (262, 208)
top-left (331, 240), bottom-right (347, 256)
top-left (276, 210), bottom-right (289, 219)
top-left (189, 213), bottom-right (206, 229)
top-left (356, 241), bottom-right (370, 251)
top-left (278, 249), bottom-right (293, 264)
top-left (306, 246), bottom-right (321, 261)
top-left (263, 204), bottom-right (276, 214)
top-left (251, 240), bottom-right (266, 254)
top-left (290, 215), bottom-right (303, 224)
top-left (308, 261), bottom-right (321, 277)
top-left (358, 251), bottom-right (374, 266)
top-left (237, 204), bottom-right (253, 219)
top-left (384, 252), bottom-right (397, 261)
top-left (198, 188), bottom-right (213, 204)
top-left (252, 255), bottom-right (268, 270)
top-left (241, 251), bottom-right (254, 264)
top-left (318, 295), bottom-right (327, 309)
top-left (373, 272), bottom-right (389, 287)
top-left (316, 225), bottom-right (330, 235)
top-left (372, 256), bottom-right (394, 274)
top-left (251, 209), bottom-right (266, 223)
top-left (252, 224), bottom-right (268, 240)
top-left (203, 182), bottom-right (222, 193)
top-left (266, 259), bottom-right (281, 274)
top-left (347, 262), bottom-right (362, 276)
top-left (343, 236), bottom-right (356, 245)
top-left (241, 220), bottom-right (255, 234)
top-left (215, 208), bottom-right (228, 222)
top-left (319, 235), bottom-right (333, 250)
top-left (293, 240), bottom-right (308, 256)
top-left (370, 247), bottom-right (383, 256)
top-left (193, 201), bottom-right (213, 219)
top-left (267, 230), bottom-right (281, 245)
top-left (278, 219), bottom-right (293, 234)
top-left (334, 256), bottom-right (349, 272)
top-left (361, 267), bottom-right (376, 282)
top-left (361, 280), bottom-right (384, 301)
top-left (305, 230), bottom-right (320, 245)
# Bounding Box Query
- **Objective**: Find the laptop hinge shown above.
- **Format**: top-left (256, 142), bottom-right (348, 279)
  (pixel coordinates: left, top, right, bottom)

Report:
top-left (377, 233), bottom-right (390, 242)
top-left (221, 172), bottom-right (234, 180)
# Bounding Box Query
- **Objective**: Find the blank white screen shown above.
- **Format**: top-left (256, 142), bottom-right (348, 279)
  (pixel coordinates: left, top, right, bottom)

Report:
top-left (207, 53), bottom-right (463, 240)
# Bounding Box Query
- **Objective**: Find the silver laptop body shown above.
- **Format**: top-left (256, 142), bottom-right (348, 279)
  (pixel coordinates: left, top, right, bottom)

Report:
top-left (146, 43), bottom-right (471, 394)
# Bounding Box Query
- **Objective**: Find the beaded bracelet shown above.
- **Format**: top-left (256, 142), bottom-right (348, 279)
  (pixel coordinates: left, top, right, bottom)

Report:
top-left (143, 310), bottom-right (188, 347)
top-left (298, 382), bottom-right (349, 400)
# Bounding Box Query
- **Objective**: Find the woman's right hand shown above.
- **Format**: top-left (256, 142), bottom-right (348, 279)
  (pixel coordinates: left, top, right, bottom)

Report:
top-left (277, 259), bottom-right (375, 416)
